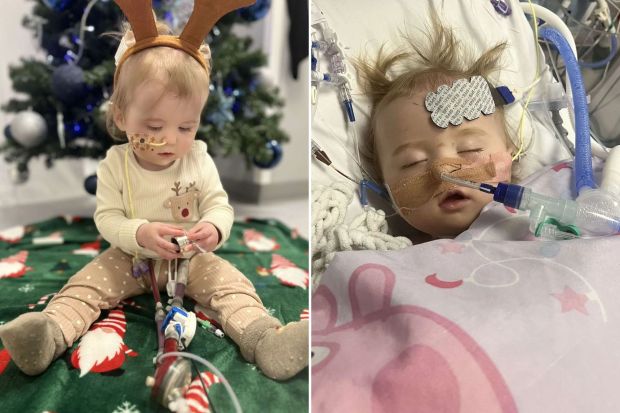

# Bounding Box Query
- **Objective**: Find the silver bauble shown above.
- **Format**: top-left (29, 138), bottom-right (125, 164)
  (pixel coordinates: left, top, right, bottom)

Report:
top-left (10, 111), bottom-right (48, 148)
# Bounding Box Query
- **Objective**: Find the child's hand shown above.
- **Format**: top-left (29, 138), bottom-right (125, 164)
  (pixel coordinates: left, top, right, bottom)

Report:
top-left (186, 222), bottom-right (220, 253)
top-left (136, 222), bottom-right (185, 260)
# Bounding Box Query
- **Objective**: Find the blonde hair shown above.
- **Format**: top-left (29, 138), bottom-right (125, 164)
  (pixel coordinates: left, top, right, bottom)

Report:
top-left (106, 21), bottom-right (211, 140)
top-left (354, 14), bottom-right (516, 181)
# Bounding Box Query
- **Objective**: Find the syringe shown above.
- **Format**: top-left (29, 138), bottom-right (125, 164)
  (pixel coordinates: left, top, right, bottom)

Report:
top-left (441, 174), bottom-right (620, 237)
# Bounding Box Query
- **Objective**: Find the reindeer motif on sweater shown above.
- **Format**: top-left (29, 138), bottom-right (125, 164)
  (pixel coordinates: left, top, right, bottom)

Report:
top-left (164, 181), bottom-right (200, 222)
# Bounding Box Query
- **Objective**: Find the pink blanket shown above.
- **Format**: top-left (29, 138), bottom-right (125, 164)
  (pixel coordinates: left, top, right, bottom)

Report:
top-left (313, 160), bottom-right (620, 412)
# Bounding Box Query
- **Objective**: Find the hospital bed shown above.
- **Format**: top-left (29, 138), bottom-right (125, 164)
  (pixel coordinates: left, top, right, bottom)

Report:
top-left (311, 1), bottom-right (620, 411)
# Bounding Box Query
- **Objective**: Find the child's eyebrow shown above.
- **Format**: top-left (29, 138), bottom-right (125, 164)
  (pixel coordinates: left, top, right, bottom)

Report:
top-left (455, 127), bottom-right (488, 138)
top-left (392, 141), bottom-right (423, 157)
top-left (143, 118), bottom-right (198, 124)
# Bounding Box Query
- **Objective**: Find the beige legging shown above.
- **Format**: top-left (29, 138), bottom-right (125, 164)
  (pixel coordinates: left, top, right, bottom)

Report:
top-left (43, 247), bottom-right (271, 346)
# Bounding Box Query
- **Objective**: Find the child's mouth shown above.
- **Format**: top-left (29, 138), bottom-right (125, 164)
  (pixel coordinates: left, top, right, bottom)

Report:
top-left (158, 152), bottom-right (174, 157)
top-left (438, 189), bottom-right (471, 211)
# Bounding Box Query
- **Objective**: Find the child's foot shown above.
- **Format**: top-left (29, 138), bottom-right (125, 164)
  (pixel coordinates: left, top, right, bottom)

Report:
top-left (0, 312), bottom-right (67, 375)
top-left (241, 317), bottom-right (308, 380)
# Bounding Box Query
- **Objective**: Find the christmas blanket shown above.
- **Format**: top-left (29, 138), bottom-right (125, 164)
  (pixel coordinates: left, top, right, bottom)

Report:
top-left (312, 159), bottom-right (620, 413)
top-left (0, 217), bottom-right (308, 413)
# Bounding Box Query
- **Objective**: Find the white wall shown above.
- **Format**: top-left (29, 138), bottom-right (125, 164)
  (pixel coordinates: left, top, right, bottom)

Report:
top-left (0, 0), bottom-right (95, 218)
top-left (0, 0), bottom-right (308, 228)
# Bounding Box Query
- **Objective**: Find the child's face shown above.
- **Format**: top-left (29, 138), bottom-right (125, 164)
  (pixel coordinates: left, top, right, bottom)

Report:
top-left (375, 90), bottom-right (513, 238)
top-left (115, 81), bottom-right (206, 171)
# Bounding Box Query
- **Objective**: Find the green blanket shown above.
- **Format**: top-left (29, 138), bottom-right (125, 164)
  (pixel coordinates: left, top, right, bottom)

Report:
top-left (0, 217), bottom-right (308, 413)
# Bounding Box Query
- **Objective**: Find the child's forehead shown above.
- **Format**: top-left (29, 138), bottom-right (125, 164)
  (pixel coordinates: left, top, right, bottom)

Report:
top-left (375, 93), bottom-right (505, 146)
top-left (129, 80), bottom-right (204, 112)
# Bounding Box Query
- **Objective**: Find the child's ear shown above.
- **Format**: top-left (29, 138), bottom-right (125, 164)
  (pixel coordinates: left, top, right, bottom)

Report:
top-left (113, 105), bottom-right (126, 132)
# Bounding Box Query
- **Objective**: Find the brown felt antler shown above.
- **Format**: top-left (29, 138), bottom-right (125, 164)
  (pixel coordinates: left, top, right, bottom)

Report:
top-left (181, 0), bottom-right (255, 49)
top-left (113, 0), bottom-right (255, 82)
top-left (113, 0), bottom-right (158, 42)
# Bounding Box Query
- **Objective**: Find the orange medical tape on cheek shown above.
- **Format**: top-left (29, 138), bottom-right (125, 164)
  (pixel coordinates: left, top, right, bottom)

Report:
top-left (127, 133), bottom-right (167, 151)
top-left (387, 152), bottom-right (512, 212)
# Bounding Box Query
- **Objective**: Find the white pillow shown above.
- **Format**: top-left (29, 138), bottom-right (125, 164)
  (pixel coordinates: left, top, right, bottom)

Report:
top-left (311, 0), bottom-right (572, 208)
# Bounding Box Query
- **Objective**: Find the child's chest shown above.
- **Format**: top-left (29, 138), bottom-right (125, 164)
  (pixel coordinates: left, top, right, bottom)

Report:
top-left (123, 168), bottom-right (202, 223)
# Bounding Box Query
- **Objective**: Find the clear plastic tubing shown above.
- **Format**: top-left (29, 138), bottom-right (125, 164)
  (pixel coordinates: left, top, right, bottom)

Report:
top-left (493, 182), bottom-right (620, 236)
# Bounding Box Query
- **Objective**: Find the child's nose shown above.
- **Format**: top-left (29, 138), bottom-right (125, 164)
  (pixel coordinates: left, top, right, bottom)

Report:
top-left (165, 132), bottom-right (177, 145)
top-left (434, 146), bottom-right (459, 160)
top-left (431, 160), bottom-right (466, 180)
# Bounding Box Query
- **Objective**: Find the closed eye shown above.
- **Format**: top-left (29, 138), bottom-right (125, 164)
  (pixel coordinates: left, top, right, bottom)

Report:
top-left (458, 148), bottom-right (483, 154)
top-left (179, 127), bottom-right (193, 132)
top-left (402, 159), bottom-right (427, 169)
top-left (147, 126), bottom-right (162, 132)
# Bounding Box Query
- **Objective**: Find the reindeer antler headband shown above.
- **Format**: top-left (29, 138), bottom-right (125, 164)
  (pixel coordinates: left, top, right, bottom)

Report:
top-left (112, 0), bottom-right (255, 84)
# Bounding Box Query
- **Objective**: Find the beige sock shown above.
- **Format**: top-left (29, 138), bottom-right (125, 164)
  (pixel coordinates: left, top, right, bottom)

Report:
top-left (0, 312), bottom-right (67, 376)
top-left (240, 317), bottom-right (309, 381)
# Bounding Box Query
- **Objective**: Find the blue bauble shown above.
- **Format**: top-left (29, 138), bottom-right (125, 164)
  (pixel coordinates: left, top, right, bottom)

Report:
top-left (4, 125), bottom-right (13, 141)
top-left (42, 0), bottom-right (73, 12)
top-left (239, 0), bottom-right (271, 22)
top-left (84, 174), bottom-right (97, 195)
top-left (51, 64), bottom-right (87, 104)
top-left (253, 139), bottom-right (283, 169)
top-left (64, 118), bottom-right (90, 141)
top-left (232, 99), bottom-right (242, 115)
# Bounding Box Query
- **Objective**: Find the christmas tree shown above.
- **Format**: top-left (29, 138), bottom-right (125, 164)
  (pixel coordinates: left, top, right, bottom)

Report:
top-left (1, 0), bottom-right (287, 188)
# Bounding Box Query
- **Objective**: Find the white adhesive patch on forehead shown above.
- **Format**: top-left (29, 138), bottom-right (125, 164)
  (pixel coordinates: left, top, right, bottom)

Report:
top-left (424, 76), bottom-right (496, 129)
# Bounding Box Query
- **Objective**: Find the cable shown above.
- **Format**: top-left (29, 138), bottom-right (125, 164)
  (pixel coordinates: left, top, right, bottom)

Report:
top-left (123, 146), bottom-right (138, 221)
top-left (75, 0), bottom-right (100, 64)
top-left (513, 0), bottom-right (542, 161)
top-left (322, 119), bottom-right (370, 179)
top-left (191, 360), bottom-right (217, 413)
top-left (158, 352), bottom-right (243, 413)
top-left (580, 34), bottom-right (618, 68)
top-left (311, 139), bottom-right (359, 184)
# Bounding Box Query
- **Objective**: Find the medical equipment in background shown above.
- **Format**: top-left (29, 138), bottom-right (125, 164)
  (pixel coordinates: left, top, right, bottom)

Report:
top-left (519, 3), bottom-right (620, 240)
top-left (310, 2), bottom-right (355, 122)
top-left (441, 173), bottom-right (620, 238)
top-left (529, 1), bottom-right (620, 147)
top-left (534, 0), bottom-right (618, 69)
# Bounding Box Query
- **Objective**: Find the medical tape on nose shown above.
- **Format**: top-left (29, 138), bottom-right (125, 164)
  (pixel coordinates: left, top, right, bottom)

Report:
top-left (128, 132), bottom-right (167, 151)
top-left (386, 152), bottom-right (512, 213)
top-left (425, 76), bottom-right (496, 129)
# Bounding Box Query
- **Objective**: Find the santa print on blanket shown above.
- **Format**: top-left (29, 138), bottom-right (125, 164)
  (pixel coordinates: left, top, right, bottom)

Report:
top-left (270, 254), bottom-right (309, 289)
top-left (0, 251), bottom-right (32, 279)
top-left (243, 229), bottom-right (280, 251)
top-left (70, 307), bottom-right (137, 377)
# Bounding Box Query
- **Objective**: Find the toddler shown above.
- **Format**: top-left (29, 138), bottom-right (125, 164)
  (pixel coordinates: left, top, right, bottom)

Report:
top-left (0, 0), bottom-right (308, 381)
top-left (355, 16), bottom-right (521, 239)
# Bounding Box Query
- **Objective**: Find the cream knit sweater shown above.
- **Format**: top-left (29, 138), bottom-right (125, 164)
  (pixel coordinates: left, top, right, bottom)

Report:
top-left (94, 140), bottom-right (234, 259)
